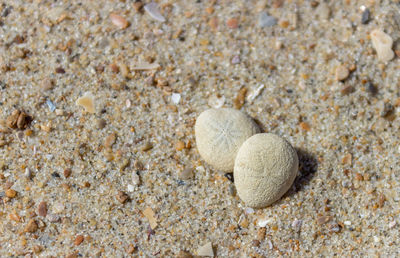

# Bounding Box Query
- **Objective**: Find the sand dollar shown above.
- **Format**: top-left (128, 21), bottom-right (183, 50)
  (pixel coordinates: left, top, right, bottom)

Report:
top-left (234, 133), bottom-right (298, 208)
top-left (195, 108), bottom-right (259, 172)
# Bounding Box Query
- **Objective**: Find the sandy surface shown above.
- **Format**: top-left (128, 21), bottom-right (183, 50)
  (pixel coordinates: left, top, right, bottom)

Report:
top-left (1, 0), bottom-right (400, 257)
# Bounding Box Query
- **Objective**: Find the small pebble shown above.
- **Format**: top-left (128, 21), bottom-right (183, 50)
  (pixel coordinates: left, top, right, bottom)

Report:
top-left (361, 8), bottom-right (370, 24)
top-left (5, 189), bottom-right (16, 198)
top-left (195, 108), bottom-right (259, 172)
top-left (178, 168), bottom-right (193, 180)
top-left (175, 140), bottom-right (185, 151)
top-left (231, 55), bottom-right (240, 64)
top-left (370, 29), bottom-right (394, 62)
top-left (171, 93), bottom-right (181, 104)
top-left (335, 65), bottom-right (350, 81)
top-left (47, 214), bottom-right (60, 223)
top-left (25, 219), bottom-right (38, 233)
top-left (110, 13), bottom-right (129, 29)
top-left (38, 201), bottom-right (47, 217)
top-left (76, 92), bottom-right (95, 113)
top-left (259, 12), bottom-right (277, 27)
top-left (196, 242), bottom-right (214, 257)
top-left (141, 142), bottom-right (153, 152)
top-left (116, 191), bottom-right (129, 204)
top-left (226, 18), bottom-right (239, 29)
top-left (74, 235), bottom-right (84, 246)
top-left (132, 171), bottom-right (141, 186)
top-left (41, 79), bottom-right (54, 91)
top-left (63, 168), bottom-right (72, 178)
top-left (257, 227), bottom-right (266, 241)
top-left (97, 118), bottom-right (107, 129)
top-left (234, 133), bottom-right (298, 208)
top-left (143, 207), bottom-right (157, 229)
top-left (144, 2), bottom-right (166, 22)
top-left (365, 81), bottom-right (378, 95)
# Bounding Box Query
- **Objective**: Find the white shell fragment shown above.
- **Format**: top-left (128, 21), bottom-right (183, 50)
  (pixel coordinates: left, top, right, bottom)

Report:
top-left (171, 93), bottom-right (181, 104)
top-left (144, 2), bottom-right (166, 22)
top-left (370, 29), bottom-right (394, 62)
top-left (195, 108), bottom-right (259, 172)
top-left (234, 133), bottom-right (298, 208)
top-left (197, 242), bottom-right (214, 257)
top-left (76, 92), bottom-right (95, 113)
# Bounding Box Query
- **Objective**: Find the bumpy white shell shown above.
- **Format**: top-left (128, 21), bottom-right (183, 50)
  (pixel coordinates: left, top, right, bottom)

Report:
top-left (371, 29), bottom-right (394, 62)
top-left (195, 108), bottom-right (259, 172)
top-left (234, 133), bottom-right (298, 208)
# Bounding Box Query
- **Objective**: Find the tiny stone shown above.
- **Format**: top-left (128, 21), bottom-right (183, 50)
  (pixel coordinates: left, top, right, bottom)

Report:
top-left (5, 188), bottom-right (17, 198)
top-left (196, 242), bottom-right (214, 257)
top-left (340, 85), bottom-right (354, 96)
top-left (361, 9), bottom-right (370, 24)
top-left (41, 79), bottom-right (54, 91)
top-left (141, 142), bottom-right (153, 152)
top-left (64, 168), bottom-right (72, 178)
top-left (38, 201), bottom-right (47, 217)
top-left (76, 92), bottom-right (96, 113)
top-left (228, 184), bottom-right (236, 196)
top-left (47, 214), bottom-right (60, 223)
top-left (335, 65), bottom-right (349, 81)
top-left (224, 173), bottom-right (234, 182)
top-left (51, 172), bottom-right (60, 178)
top-left (110, 13), bottom-right (129, 29)
top-left (132, 171), bottom-right (141, 185)
top-left (365, 82), bottom-right (378, 95)
top-left (231, 55), bottom-right (240, 64)
top-left (256, 227), bottom-right (266, 241)
top-left (25, 219), bottom-right (38, 233)
top-left (259, 12), bottom-right (277, 27)
top-left (55, 67), bottom-right (65, 74)
top-left (234, 133), bottom-right (298, 208)
top-left (6, 110), bottom-right (20, 129)
top-left (317, 216), bottom-right (331, 225)
top-left (97, 118), bottom-right (107, 129)
top-left (143, 207), bottom-right (157, 229)
top-left (126, 243), bottom-right (137, 254)
top-left (226, 18), bottom-right (239, 29)
top-left (380, 102), bottom-right (394, 119)
top-left (178, 168), bottom-right (193, 180)
top-left (195, 108), bottom-right (259, 172)
top-left (104, 133), bottom-right (116, 149)
top-left (17, 112), bottom-right (29, 130)
top-left (370, 29), bottom-right (394, 62)
top-left (252, 240), bottom-right (260, 247)
top-left (116, 191), bottom-right (129, 204)
top-left (175, 140), bottom-right (185, 151)
top-left (74, 235), bottom-right (84, 246)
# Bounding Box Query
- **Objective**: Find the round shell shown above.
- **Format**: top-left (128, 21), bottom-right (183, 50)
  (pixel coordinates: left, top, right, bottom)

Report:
top-left (234, 133), bottom-right (298, 208)
top-left (195, 108), bottom-right (259, 172)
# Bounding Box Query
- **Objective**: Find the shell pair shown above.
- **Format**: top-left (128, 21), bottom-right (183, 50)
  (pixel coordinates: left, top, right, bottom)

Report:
top-left (195, 108), bottom-right (298, 208)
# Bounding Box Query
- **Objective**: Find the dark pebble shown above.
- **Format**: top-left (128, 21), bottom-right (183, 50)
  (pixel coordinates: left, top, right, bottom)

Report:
top-left (224, 173), bottom-right (234, 182)
top-left (361, 9), bottom-right (370, 24)
top-left (51, 172), bottom-right (60, 178)
top-left (55, 67), bottom-right (66, 74)
top-left (365, 82), bottom-right (378, 95)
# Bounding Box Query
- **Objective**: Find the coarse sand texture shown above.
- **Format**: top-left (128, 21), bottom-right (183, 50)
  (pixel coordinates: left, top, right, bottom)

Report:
top-left (234, 133), bottom-right (298, 208)
top-left (195, 108), bottom-right (259, 172)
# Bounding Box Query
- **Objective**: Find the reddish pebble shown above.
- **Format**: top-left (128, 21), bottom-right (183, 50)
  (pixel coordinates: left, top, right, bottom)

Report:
top-left (110, 13), bottom-right (129, 29)
top-left (74, 235), bottom-right (84, 246)
top-left (226, 18), bottom-right (239, 29)
top-left (64, 168), bottom-right (72, 178)
top-left (38, 201), bottom-right (47, 217)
